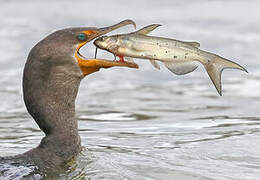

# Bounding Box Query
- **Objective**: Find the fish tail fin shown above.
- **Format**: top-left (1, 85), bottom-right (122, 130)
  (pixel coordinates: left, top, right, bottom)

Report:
top-left (203, 54), bottom-right (248, 96)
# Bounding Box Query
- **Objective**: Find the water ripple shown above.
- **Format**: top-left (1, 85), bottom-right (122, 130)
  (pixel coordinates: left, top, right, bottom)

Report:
top-left (78, 111), bottom-right (155, 122)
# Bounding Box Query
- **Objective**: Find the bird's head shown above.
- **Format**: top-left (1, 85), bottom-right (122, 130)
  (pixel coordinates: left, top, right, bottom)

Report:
top-left (29, 20), bottom-right (138, 79)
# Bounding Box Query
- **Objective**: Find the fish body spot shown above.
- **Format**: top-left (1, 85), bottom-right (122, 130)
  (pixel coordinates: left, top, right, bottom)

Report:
top-left (174, 56), bottom-right (177, 58)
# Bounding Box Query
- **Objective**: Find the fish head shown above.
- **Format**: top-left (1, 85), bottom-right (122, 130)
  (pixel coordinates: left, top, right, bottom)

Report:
top-left (94, 36), bottom-right (111, 50)
top-left (94, 35), bottom-right (121, 54)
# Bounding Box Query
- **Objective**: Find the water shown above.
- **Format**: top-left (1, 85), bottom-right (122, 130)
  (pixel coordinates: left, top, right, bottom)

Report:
top-left (0, 0), bottom-right (260, 179)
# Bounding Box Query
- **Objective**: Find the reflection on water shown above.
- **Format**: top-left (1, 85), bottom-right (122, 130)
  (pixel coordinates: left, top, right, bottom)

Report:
top-left (0, 0), bottom-right (260, 179)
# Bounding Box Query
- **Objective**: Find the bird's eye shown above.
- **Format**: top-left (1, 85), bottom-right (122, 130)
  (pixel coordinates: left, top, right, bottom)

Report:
top-left (77, 33), bottom-right (87, 41)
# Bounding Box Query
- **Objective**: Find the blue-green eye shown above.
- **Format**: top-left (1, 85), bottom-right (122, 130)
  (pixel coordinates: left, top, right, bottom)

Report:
top-left (77, 33), bottom-right (86, 41)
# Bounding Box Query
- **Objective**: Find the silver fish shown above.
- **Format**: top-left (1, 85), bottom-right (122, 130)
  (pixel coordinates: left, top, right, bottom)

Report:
top-left (94, 24), bottom-right (248, 95)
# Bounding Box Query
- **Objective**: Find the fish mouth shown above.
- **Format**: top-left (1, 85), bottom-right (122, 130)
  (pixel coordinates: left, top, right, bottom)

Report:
top-left (75, 20), bottom-right (138, 76)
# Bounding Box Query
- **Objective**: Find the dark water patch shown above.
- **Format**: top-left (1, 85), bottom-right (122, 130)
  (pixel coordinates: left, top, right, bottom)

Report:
top-left (240, 164), bottom-right (260, 170)
top-left (247, 128), bottom-right (260, 134)
top-left (78, 128), bottom-right (97, 132)
top-left (190, 105), bottom-right (230, 111)
top-left (210, 130), bottom-right (245, 137)
top-left (78, 111), bottom-right (155, 122)
top-left (93, 145), bottom-right (139, 154)
top-left (138, 107), bottom-right (188, 113)
top-left (193, 115), bottom-right (260, 121)
top-left (0, 126), bottom-right (41, 134)
top-left (209, 122), bottom-right (260, 128)
top-left (201, 94), bottom-right (220, 99)
top-left (139, 105), bottom-right (229, 113)
top-left (175, 131), bottom-right (245, 145)
top-left (137, 97), bottom-right (170, 102)
top-left (0, 113), bottom-right (30, 120)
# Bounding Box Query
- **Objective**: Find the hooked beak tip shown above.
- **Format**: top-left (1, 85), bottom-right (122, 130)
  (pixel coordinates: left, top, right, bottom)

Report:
top-left (97, 19), bottom-right (136, 35)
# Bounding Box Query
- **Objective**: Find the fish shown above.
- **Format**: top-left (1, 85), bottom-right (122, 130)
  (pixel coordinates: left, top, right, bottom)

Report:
top-left (93, 24), bottom-right (248, 96)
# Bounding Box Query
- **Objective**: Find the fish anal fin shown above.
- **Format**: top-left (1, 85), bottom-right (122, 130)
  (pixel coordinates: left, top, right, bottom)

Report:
top-left (164, 61), bottom-right (199, 75)
top-left (184, 41), bottom-right (200, 48)
top-left (135, 24), bottom-right (162, 35)
top-left (149, 60), bottom-right (160, 70)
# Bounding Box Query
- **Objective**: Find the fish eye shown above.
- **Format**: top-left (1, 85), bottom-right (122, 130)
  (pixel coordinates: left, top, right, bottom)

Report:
top-left (99, 36), bottom-right (107, 41)
top-left (77, 33), bottom-right (87, 41)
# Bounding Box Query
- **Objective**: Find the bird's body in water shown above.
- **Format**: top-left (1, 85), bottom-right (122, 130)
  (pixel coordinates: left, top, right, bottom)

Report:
top-left (0, 20), bottom-right (137, 178)
top-left (94, 24), bottom-right (248, 95)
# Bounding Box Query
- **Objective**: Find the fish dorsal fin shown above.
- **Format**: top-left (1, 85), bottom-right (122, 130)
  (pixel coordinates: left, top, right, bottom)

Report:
top-left (184, 41), bottom-right (200, 48)
top-left (135, 24), bottom-right (162, 35)
top-left (164, 61), bottom-right (199, 75)
top-left (149, 60), bottom-right (160, 70)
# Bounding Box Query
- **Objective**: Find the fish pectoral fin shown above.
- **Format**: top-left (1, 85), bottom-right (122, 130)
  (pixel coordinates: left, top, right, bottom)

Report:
top-left (184, 41), bottom-right (200, 48)
top-left (164, 61), bottom-right (199, 75)
top-left (140, 52), bottom-right (161, 70)
top-left (149, 60), bottom-right (160, 70)
top-left (135, 24), bottom-right (162, 35)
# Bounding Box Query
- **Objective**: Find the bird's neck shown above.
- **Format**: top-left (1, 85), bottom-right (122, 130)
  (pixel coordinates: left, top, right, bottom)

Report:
top-left (22, 61), bottom-right (83, 168)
